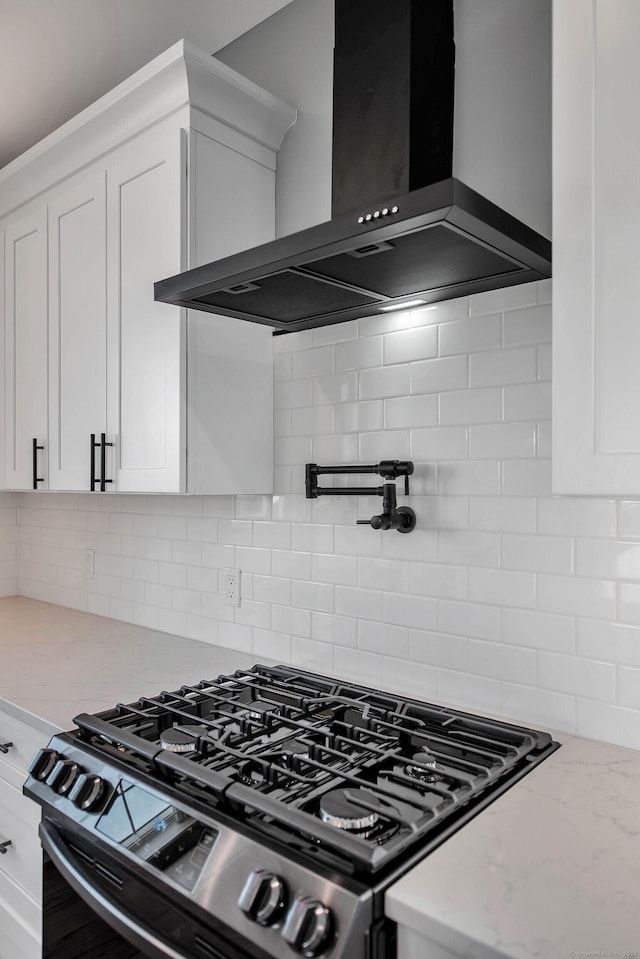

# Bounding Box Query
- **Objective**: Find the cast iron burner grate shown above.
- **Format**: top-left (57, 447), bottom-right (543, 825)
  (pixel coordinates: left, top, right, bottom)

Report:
top-left (73, 664), bottom-right (556, 876)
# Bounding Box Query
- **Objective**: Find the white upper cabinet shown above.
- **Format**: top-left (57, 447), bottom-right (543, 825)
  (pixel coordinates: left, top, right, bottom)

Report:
top-left (48, 171), bottom-right (107, 491)
top-left (553, 0), bottom-right (640, 494)
top-left (0, 41), bottom-right (296, 495)
top-left (3, 210), bottom-right (48, 491)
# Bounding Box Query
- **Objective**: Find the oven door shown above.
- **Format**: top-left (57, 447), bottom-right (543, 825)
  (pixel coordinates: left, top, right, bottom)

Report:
top-left (40, 819), bottom-right (271, 959)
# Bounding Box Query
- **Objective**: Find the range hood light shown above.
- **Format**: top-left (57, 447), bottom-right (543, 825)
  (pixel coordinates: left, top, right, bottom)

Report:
top-left (380, 300), bottom-right (427, 312)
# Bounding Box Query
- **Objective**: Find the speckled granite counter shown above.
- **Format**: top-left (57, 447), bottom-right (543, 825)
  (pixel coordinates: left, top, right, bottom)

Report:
top-left (0, 596), bottom-right (266, 735)
top-left (3, 596), bottom-right (640, 959)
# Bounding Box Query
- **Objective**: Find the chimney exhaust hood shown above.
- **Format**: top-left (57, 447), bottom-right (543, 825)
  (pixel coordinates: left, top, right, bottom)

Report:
top-left (154, 0), bottom-right (551, 334)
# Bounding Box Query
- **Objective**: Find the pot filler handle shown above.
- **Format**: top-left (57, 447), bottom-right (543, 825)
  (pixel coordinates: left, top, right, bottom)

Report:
top-left (39, 820), bottom-right (190, 959)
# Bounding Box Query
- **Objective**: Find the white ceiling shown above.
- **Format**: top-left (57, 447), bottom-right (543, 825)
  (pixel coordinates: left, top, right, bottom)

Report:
top-left (0, 0), bottom-right (295, 170)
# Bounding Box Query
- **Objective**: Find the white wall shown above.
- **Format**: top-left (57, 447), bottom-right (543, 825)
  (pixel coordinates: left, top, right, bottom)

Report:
top-left (0, 493), bottom-right (19, 597)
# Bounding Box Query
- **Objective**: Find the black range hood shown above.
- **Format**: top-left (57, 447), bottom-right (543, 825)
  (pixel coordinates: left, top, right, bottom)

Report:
top-left (155, 0), bottom-right (551, 334)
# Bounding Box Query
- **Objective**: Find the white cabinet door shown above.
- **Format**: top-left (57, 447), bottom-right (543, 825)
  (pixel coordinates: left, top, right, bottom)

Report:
top-left (553, 0), bottom-right (640, 494)
top-left (3, 210), bottom-right (48, 490)
top-left (106, 125), bottom-right (185, 493)
top-left (48, 172), bottom-right (107, 491)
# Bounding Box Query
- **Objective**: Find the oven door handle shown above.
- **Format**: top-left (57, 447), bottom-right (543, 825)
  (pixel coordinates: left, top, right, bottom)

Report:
top-left (40, 820), bottom-right (191, 959)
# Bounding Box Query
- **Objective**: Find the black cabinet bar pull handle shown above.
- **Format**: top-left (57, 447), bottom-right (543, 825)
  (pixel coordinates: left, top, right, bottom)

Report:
top-left (0, 742), bottom-right (13, 754)
top-left (32, 438), bottom-right (44, 489)
top-left (0, 840), bottom-right (11, 854)
top-left (100, 433), bottom-right (113, 492)
top-left (90, 433), bottom-right (100, 491)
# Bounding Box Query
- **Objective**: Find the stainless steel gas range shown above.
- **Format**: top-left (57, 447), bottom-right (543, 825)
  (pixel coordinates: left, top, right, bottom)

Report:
top-left (24, 664), bottom-right (558, 959)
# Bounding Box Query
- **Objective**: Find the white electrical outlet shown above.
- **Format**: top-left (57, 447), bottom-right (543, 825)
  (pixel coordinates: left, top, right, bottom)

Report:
top-left (225, 568), bottom-right (241, 607)
top-left (83, 548), bottom-right (95, 580)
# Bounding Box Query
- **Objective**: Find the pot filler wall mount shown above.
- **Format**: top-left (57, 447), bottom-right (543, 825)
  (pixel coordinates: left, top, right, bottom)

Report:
top-left (306, 461), bottom-right (417, 533)
top-left (153, 0), bottom-right (552, 333)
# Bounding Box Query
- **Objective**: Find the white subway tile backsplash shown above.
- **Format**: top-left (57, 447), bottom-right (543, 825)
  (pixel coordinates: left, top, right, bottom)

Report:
top-left (439, 314), bottom-right (501, 356)
top-left (383, 327), bottom-right (438, 365)
top-left (10, 285), bottom-right (640, 756)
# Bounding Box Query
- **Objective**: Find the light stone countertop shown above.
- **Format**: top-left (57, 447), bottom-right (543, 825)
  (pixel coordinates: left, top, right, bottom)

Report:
top-left (2, 596), bottom-right (640, 959)
top-left (0, 596), bottom-right (267, 736)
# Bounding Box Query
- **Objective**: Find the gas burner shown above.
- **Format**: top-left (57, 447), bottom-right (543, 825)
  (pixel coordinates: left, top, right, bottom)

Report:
top-left (160, 725), bottom-right (207, 753)
top-left (407, 749), bottom-right (444, 783)
top-left (319, 788), bottom-right (385, 832)
top-left (281, 739), bottom-right (311, 765)
top-left (245, 700), bottom-right (281, 721)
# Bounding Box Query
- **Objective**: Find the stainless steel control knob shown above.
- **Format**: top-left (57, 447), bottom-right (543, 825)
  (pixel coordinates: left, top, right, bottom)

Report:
top-left (27, 748), bottom-right (59, 781)
top-left (238, 869), bottom-right (287, 926)
top-left (282, 896), bottom-right (332, 956)
top-left (45, 759), bottom-right (81, 795)
top-left (68, 773), bottom-right (108, 813)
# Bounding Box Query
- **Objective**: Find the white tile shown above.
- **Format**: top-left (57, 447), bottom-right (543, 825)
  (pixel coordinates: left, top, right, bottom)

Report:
top-left (469, 423), bottom-right (536, 459)
top-left (272, 604), bottom-right (311, 637)
top-left (358, 309), bottom-right (412, 336)
top-left (311, 611), bottom-right (357, 647)
top-left (538, 343), bottom-right (552, 381)
top-left (275, 378), bottom-right (313, 409)
top-left (158, 562), bottom-right (188, 588)
top-left (618, 500), bottom-right (640, 539)
top-left (312, 433), bottom-right (359, 463)
top-left (383, 591), bottom-right (437, 629)
top-left (312, 320), bottom-right (358, 346)
top-left (291, 523), bottom-right (333, 553)
top-left (359, 365), bottom-right (411, 400)
top-left (359, 430), bottom-right (411, 461)
top-left (358, 620), bottom-right (409, 657)
top-left (274, 351), bottom-right (292, 381)
top-left (271, 549), bottom-right (312, 580)
top-left (252, 629), bottom-right (291, 662)
top-left (410, 562), bottom-right (469, 600)
top-left (335, 585), bottom-right (383, 621)
top-left (408, 629), bottom-right (468, 670)
top-left (537, 574), bottom-right (616, 620)
top-left (253, 522), bottom-right (291, 549)
top-left (385, 395), bottom-right (438, 429)
top-left (334, 647), bottom-right (383, 687)
top-left (384, 327), bottom-right (438, 365)
top-left (537, 421), bottom-right (552, 459)
top-left (438, 530), bottom-right (500, 568)
top-left (439, 388), bottom-right (502, 426)
top-left (436, 460), bottom-right (500, 496)
top-left (502, 533), bottom-right (573, 574)
top-left (357, 556), bottom-right (409, 593)
top-left (503, 304), bottom-right (552, 346)
top-left (537, 278), bottom-right (552, 304)
top-left (334, 400), bottom-right (384, 433)
top-left (503, 607), bottom-right (575, 653)
top-left (184, 614), bottom-right (218, 645)
top-left (408, 496), bottom-right (469, 531)
top-left (312, 553), bottom-right (358, 586)
top-left (217, 519), bottom-right (253, 547)
top-left (273, 329), bottom-right (314, 353)
top-left (275, 436), bottom-right (313, 466)
top-left (469, 496), bottom-right (536, 534)
top-left (291, 346), bottom-right (335, 379)
top-left (382, 657), bottom-right (438, 700)
top-left (291, 637), bottom-right (335, 673)
top-left (503, 382), bottom-right (551, 421)
top-left (501, 683), bottom-right (575, 734)
top-left (439, 314), bottom-right (501, 356)
top-left (575, 699), bottom-right (640, 751)
top-left (336, 335), bottom-right (383, 371)
top-left (502, 459), bottom-right (552, 496)
top-left (291, 405), bottom-right (334, 436)
top-left (538, 651), bottom-right (615, 701)
top-left (537, 497), bottom-right (616, 538)
top-left (291, 579), bottom-right (334, 612)
top-left (577, 619), bottom-right (640, 667)
top-left (235, 547), bottom-right (271, 575)
top-left (253, 574), bottom-right (291, 606)
top-left (312, 371), bottom-right (358, 405)
top-left (469, 347), bottom-right (537, 387)
top-left (469, 639), bottom-right (536, 684)
top-left (411, 298), bottom-right (469, 326)
top-left (272, 496), bottom-right (312, 524)
top-left (234, 599), bottom-right (271, 630)
top-left (618, 583), bottom-right (640, 626)
top-left (576, 539), bottom-right (640, 581)
top-left (411, 426), bottom-right (467, 460)
top-left (218, 621), bottom-right (253, 653)
top-left (439, 600), bottom-right (501, 641)
top-left (468, 567), bottom-right (536, 609)
top-left (382, 528), bottom-right (437, 562)
top-left (334, 524), bottom-right (383, 558)
top-left (410, 355), bottom-right (468, 395)
top-left (201, 543), bottom-right (235, 569)
top-left (469, 282), bottom-right (537, 316)
top-left (437, 668), bottom-right (501, 715)
top-left (617, 666), bottom-right (640, 709)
